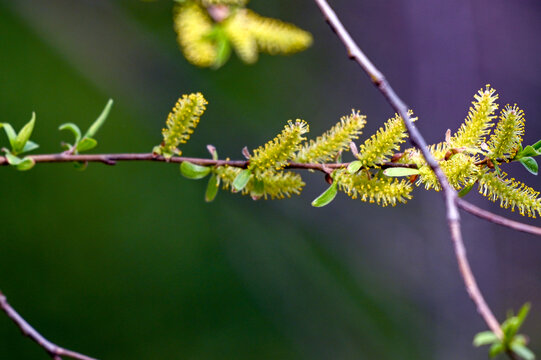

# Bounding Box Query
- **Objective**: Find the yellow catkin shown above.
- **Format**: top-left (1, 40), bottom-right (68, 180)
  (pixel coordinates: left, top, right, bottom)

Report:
top-left (215, 166), bottom-right (304, 200)
top-left (399, 143), bottom-right (451, 168)
top-left (295, 110), bottom-right (366, 163)
top-left (478, 171), bottom-right (541, 218)
top-left (222, 10), bottom-right (258, 64)
top-left (159, 93), bottom-right (208, 156)
top-left (244, 10), bottom-right (312, 55)
top-left (249, 119), bottom-right (309, 172)
top-left (356, 112), bottom-right (416, 167)
top-left (174, 2), bottom-right (217, 67)
top-left (451, 85), bottom-right (499, 148)
top-left (416, 153), bottom-right (478, 191)
top-left (334, 170), bottom-right (413, 207)
top-left (488, 105), bottom-right (525, 160)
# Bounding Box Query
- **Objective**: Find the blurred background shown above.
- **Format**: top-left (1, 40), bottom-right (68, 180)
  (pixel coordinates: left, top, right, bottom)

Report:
top-left (1, 0), bottom-right (541, 359)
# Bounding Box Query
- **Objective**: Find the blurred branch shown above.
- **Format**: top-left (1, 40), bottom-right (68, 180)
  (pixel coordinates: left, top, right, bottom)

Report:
top-left (313, 0), bottom-right (507, 341)
top-left (0, 291), bottom-right (97, 360)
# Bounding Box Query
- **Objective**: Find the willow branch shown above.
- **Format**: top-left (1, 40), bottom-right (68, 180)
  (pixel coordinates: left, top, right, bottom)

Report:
top-left (0, 291), bottom-right (97, 360)
top-left (457, 198), bottom-right (541, 236)
top-left (313, 0), bottom-right (504, 339)
top-left (0, 153), bottom-right (417, 172)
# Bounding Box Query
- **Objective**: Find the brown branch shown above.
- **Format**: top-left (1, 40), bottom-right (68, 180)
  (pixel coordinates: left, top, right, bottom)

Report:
top-left (0, 291), bottom-right (97, 360)
top-left (313, 0), bottom-right (504, 340)
top-left (457, 198), bottom-right (541, 236)
top-left (0, 153), bottom-right (417, 172)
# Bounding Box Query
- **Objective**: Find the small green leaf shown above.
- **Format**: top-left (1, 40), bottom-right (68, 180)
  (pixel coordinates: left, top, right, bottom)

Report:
top-left (73, 161), bottom-right (88, 171)
top-left (347, 160), bottom-right (362, 174)
top-left (383, 167), bottom-right (421, 177)
top-left (502, 317), bottom-right (519, 340)
top-left (511, 343), bottom-right (535, 360)
top-left (22, 140), bottom-right (39, 153)
top-left (180, 161), bottom-right (211, 179)
top-left (251, 178), bottom-right (265, 199)
top-left (532, 139), bottom-right (541, 151)
top-left (4, 152), bottom-right (23, 165)
top-left (489, 342), bottom-right (505, 358)
top-left (516, 145), bottom-right (539, 159)
top-left (311, 182), bottom-right (338, 207)
top-left (473, 331), bottom-right (499, 347)
top-left (213, 28), bottom-right (231, 69)
top-left (233, 169), bottom-right (251, 191)
top-left (85, 99), bottom-right (113, 138)
top-left (16, 157), bottom-right (35, 171)
top-left (59, 122), bottom-right (82, 144)
top-left (516, 303), bottom-right (531, 329)
top-left (519, 157), bottom-right (538, 175)
top-left (13, 113), bottom-right (35, 154)
top-left (458, 182), bottom-right (476, 197)
top-left (205, 173), bottom-right (219, 202)
top-left (76, 137), bottom-right (98, 152)
top-left (493, 162), bottom-right (502, 176)
top-left (0, 123), bottom-right (17, 148)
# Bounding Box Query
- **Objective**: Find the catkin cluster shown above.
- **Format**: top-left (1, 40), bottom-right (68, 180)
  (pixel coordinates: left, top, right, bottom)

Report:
top-left (155, 88), bottom-right (541, 217)
top-left (173, 0), bottom-right (312, 68)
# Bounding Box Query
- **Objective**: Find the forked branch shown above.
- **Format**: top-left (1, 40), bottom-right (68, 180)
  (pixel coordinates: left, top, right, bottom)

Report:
top-left (312, 0), bottom-right (506, 339)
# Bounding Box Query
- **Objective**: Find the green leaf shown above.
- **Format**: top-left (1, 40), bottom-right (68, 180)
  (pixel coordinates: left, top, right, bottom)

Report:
top-left (59, 122), bottom-right (82, 144)
top-left (458, 182), bottom-right (475, 197)
top-left (347, 160), bottom-right (362, 174)
top-left (76, 137), bottom-right (98, 152)
top-left (73, 161), bottom-right (88, 171)
top-left (4, 151), bottom-right (23, 165)
top-left (180, 161), bottom-right (211, 179)
top-left (205, 173), bottom-right (219, 202)
top-left (0, 123), bottom-right (17, 149)
top-left (519, 157), bottom-right (538, 175)
top-left (489, 342), bottom-right (505, 358)
top-left (532, 139), bottom-right (541, 151)
top-left (511, 343), bottom-right (535, 360)
top-left (516, 145), bottom-right (539, 159)
top-left (213, 27), bottom-right (231, 69)
top-left (232, 169), bottom-right (251, 191)
top-left (382, 167), bottom-right (421, 177)
top-left (311, 182), bottom-right (338, 207)
top-left (15, 157), bottom-right (35, 171)
top-left (13, 112), bottom-right (35, 154)
top-left (493, 161), bottom-right (502, 177)
top-left (85, 99), bottom-right (113, 138)
top-left (22, 140), bottom-right (39, 153)
top-left (473, 331), bottom-right (499, 347)
top-left (502, 317), bottom-right (519, 340)
top-left (516, 303), bottom-right (531, 330)
top-left (251, 178), bottom-right (265, 199)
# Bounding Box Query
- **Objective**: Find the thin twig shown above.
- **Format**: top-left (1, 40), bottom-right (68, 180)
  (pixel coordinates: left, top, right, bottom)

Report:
top-left (312, 0), bottom-right (504, 339)
top-left (457, 198), bottom-right (541, 236)
top-left (0, 291), bottom-right (97, 360)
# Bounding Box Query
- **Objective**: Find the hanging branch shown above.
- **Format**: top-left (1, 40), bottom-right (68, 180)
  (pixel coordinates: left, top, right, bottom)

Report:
top-left (312, 0), bottom-right (506, 340)
top-left (0, 291), bottom-right (97, 360)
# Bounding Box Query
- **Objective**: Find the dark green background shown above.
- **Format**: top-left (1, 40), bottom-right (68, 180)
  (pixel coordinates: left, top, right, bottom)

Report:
top-left (1, 1), bottom-right (541, 359)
